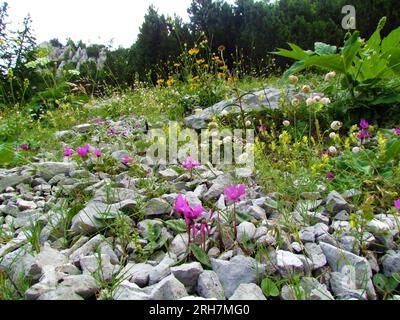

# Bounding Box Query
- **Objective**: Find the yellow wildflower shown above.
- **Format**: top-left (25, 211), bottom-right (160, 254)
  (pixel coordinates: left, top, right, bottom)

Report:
top-left (188, 47), bottom-right (199, 55)
top-left (157, 79), bottom-right (164, 85)
top-left (166, 77), bottom-right (174, 86)
top-left (196, 59), bottom-right (205, 65)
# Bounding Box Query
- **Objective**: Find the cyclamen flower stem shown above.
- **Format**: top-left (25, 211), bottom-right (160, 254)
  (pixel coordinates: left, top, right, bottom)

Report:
top-left (233, 202), bottom-right (237, 241)
top-left (187, 224), bottom-right (191, 246)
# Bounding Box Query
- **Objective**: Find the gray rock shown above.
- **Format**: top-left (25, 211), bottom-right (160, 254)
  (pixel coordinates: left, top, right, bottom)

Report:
top-left (338, 235), bottom-right (360, 254)
top-left (16, 198), bottom-right (37, 211)
top-left (148, 253), bottom-right (177, 285)
top-left (113, 280), bottom-right (153, 300)
top-left (145, 198), bottom-right (172, 216)
top-left (38, 287), bottom-right (84, 300)
top-left (35, 162), bottom-right (75, 181)
top-left (0, 173), bottom-right (31, 193)
top-left (71, 201), bottom-right (135, 235)
top-left (196, 271), bottom-right (225, 299)
top-left (304, 243), bottom-right (327, 269)
top-left (80, 254), bottom-right (115, 282)
top-left (330, 269), bottom-right (367, 300)
top-left (319, 242), bottom-right (376, 299)
top-left (204, 181), bottom-right (226, 201)
top-left (119, 262), bottom-right (153, 287)
top-left (146, 274), bottom-right (188, 300)
top-left (169, 233), bottom-right (188, 259)
top-left (326, 190), bottom-right (352, 214)
top-left (25, 283), bottom-right (54, 300)
top-left (137, 219), bottom-right (164, 238)
top-left (185, 87), bottom-right (292, 129)
top-left (299, 227), bottom-right (316, 243)
top-left (381, 251), bottom-right (400, 277)
top-left (333, 210), bottom-right (350, 221)
top-left (235, 168), bottom-right (253, 179)
top-left (60, 274), bottom-right (100, 298)
top-left (229, 283), bottom-right (266, 300)
top-left (73, 123), bottom-right (92, 133)
top-left (171, 262), bottom-right (203, 293)
top-left (300, 277), bottom-right (334, 300)
top-left (211, 255), bottom-right (264, 298)
top-left (54, 130), bottom-right (75, 140)
top-left (193, 184), bottom-right (208, 199)
top-left (247, 205), bottom-right (267, 220)
top-left (276, 250), bottom-right (304, 277)
top-left (159, 168), bottom-right (179, 180)
top-left (68, 235), bottom-right (101, 263)
top-left (237, 221), bottom-right (256, 241)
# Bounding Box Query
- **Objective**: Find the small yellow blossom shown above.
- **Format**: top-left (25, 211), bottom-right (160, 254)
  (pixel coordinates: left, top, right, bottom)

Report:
top-left (188, 47), bottom-right (199, 55)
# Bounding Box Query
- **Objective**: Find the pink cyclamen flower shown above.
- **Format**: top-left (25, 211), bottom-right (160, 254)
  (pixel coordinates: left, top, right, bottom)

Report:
top-left (107, 127), bottom-right (116, 136)
top-left (64, 147), bottom-right (73, 157)
top-left (21, 144), bottom-right (28, 151)
top-left (200, 220), bottom-right (209, 238)
top-left (257, 125), bottom-right (267, 132)
top-left (326, 172), bottom-right (335, 180)
top-left (224, 184), bottom-right (246, 203)
top-left (174, 194), bottom-right (203, 223)
top-left (357, 129), bottom-right (371, 140)
top-left (394, 199), bottom-right (400, 210)
top-left (182, 156), bottom-right (200, 170)
top-left (121, 131), bottom-right (128, 138)
top-left (122, 155), bottom-right (132, 165)
top-left (393, 128), bottom-right (400, 136)
top-left (94, 148), bottom-right (102, 158)
top-left (360, 119), bottom-right (369, 129)
top-left (76, 144), bottom-right (90, 159)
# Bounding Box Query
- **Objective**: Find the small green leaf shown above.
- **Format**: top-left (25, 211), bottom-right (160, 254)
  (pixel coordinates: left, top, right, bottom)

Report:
top-left (165, 219), bottom-right (187, 234)
top-left (189, 244), bottom-right (211, 268)
top-left (373, 273), bottom-right (389, 292)
top-left (261, 278), bottom-right (280, 297)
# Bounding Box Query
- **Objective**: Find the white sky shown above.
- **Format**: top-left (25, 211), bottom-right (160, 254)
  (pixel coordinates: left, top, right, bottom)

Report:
top-left (6, 0), bottom-right (234, 48)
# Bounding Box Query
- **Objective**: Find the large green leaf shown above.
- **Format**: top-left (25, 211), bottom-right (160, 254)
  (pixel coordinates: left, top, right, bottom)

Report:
top-left (381, 27), bottom-right (400, 53)
top-left (341, 32), bottom-right (362, 70)
top-left (314, 42), bottom-right (337, 55)
top-left (0, 144), bottom-right (16, 165)
top-left (189, 244), bottom-right (211, 268)
top-left (385, 139), bottom-right (400, 161)
top-left (261, 278), bottom-right (280, 297)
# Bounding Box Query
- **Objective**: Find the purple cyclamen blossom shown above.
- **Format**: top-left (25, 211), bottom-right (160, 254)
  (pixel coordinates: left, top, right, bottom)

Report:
top-left (76, 144), bottom-right (90, 159)
top-left (326, 172), bottom-right (335, 180)
top-left (122, 155), bottom-right (132, 165)
top-left (108, 127), bottom-right (116, 136)
top-left (224, 184), bottom-right (246, 203)
top-left (120, 131), bottom-right (128, 138)
top-left (360, 119), bottom-right (369, 129)
top-left (257, 125), bottom-right (267, 132)
top-left (394, 128), bottom-right (400, 136)
top-left (182, 156), bottom-right (200, 170)
top-left (394, 199), bottom-right (400, 210)
top-left (64, 148), bottom-right (73, 157)
top-left (357, 129), bottom-right (371, 140)
top-left (94, 148), bottom-right (102, 158)
top-left (21, 144), bottom-right (28, 151)
top-left (174, 194), bottom-right (203, 226)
